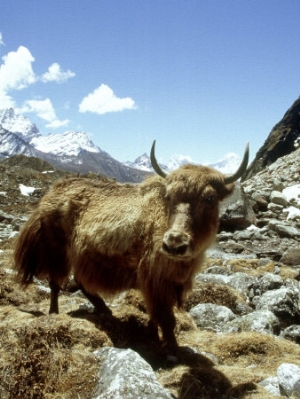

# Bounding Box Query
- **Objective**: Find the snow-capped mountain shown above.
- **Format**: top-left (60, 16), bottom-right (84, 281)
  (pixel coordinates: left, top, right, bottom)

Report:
top-left (205, 152), bottom-right (244, 174)
top-left (166, 154), bottom-right (194, 171)
top-left (0, 108), bottom-right (149, 182)
top-left (0, 108), bottom-right (103, 160)
top-left (125, 151), bottom-right (242, 174)
top-left (0, 108), bottom-right (242, 178)
top-left (123, 153), bottom-right (168, 173)
top-left (0, 108), bottom-right (104, 160)
top-left (0, 125), bottom-right (40, 158)
top-left (30, 130), bottom-right (102, 158)
top-left (0, 108), bottom-right (39, 141)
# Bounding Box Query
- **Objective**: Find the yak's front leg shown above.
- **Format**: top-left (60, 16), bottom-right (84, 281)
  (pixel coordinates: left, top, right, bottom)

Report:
top-left (49, 280), bottom-right (60, 314)
top-left (146, 293), bottom-right (178, 350)
top-left (155, 307), bottom-right (178, 350)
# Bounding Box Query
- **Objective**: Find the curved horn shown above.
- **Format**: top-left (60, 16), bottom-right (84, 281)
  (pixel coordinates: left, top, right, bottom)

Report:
top-left (150, 140), bottom-right (168, 178)
top-left (224, 143), bottom-right (249, 184)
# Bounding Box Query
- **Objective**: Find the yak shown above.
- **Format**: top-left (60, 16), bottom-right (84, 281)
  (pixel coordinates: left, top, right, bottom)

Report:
top-left (14, 140), bottom-right (249, 350)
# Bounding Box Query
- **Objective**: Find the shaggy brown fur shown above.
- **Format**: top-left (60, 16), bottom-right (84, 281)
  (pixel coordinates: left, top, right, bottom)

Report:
top-left (14, 165), bottom-right (235, 349)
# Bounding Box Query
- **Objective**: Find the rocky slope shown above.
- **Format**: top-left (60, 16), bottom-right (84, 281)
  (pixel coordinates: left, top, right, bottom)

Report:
top-left (218, 147), bottom-right (300, 262)
top-left (0, 146), bottom-right (299, 398)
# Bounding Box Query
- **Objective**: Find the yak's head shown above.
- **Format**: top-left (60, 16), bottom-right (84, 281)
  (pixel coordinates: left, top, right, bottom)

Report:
top-left (150, 140), bottom-right (249, 260)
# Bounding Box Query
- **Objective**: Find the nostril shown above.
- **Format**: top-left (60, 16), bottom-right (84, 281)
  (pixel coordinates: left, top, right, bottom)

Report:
top-left (162, 242), bottom-right (170, 252)
top-left (175, 244), bottom-right (188, 255)
top-left (162, 242), bottom-right (188, 256)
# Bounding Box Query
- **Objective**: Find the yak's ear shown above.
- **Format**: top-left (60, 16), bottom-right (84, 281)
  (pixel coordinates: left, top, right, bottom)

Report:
top-left (218, 182), bottom-right (235, 201)
top-left (211, 177), bottom-right (235, 201)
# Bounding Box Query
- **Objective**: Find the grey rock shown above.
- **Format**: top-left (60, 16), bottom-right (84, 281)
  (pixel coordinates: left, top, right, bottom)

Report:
top-left (0, 210), bottom-right (15, 222)
top-left (235, 302), bottom-right (253, 315)
top-left (268, 203), bottom-right (284, 214)
top-left (204, 266), bottom-right (232, 276)
top-left (227, 272), bottom-right (256, 294)
top-left (218, 231), bottom-right (234, 241)
top-left (272, 179), bottom-right (285, 192)
top-left (189, 303), bottom-right (236, 332)
top-left (275, 224), bottom-right (300, 238)
top-left (281, 325), bottom-right (300, 344)
top-left (234, 230), bottom-right (254, 240)
top-left (250, 273), bottom-right (283, 296)
top-left (219, 182), bottom-right (256, 230)
top-left (196, 272), bottom-right (256, 296)
top-left (223, 310), bottom-right (280, 335)
top-left (280, 248), bottom-right (300, 266)
top-left (256, 287), bottom-right (300, 320)
top-left (93, 348), bottom-right (173, 399)
top-left (270, 191), bottom-right (288, 206)
top-left (251, 192), bottom-right (268, 211)
top-left (221, 240), bottom-right (246, 253)
top-left (195, 273), bottom-right (231, 286)
top-left (278, 363), bottom-right (300, 398)
top-left (258, 376), bottom-right (281, 397)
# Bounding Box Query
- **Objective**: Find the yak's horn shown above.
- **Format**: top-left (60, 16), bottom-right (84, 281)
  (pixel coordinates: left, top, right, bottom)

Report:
top-left (150, 140), bottom-right (167, 178)
top-left (224, 143), bottom-right (249, 184)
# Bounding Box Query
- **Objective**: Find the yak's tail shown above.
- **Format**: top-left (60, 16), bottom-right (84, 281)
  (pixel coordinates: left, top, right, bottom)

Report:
top-left (14, 213), bottom-right (46, 285)
top-left (14, 210), bottom-right (69, 287)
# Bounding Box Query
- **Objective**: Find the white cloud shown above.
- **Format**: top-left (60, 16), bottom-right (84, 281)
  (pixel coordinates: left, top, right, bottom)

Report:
top-left (0, 91), bottom-right (15, 109)
top-left (79, 84), bottom-right (137, 115)
top-left (0, 46), bottom-right (36, 108)
top-left (40, 62), bottom-right (75, 83)
top-left (0, 45), bottom-right (75, 118)
top-left (0, 46), bottom-right (36, 91)
top-left (19, 98), bottom-right (69, 128)
top-left (46, 118), bottom-right (69, 128)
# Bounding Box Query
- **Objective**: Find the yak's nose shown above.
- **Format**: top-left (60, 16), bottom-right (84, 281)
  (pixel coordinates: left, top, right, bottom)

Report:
top-left (162, 230), bottom-right (191, 256)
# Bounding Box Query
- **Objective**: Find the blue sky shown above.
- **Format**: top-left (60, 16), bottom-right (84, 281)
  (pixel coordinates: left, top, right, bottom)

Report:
top-left (1, 1), bottom-right (300, 164)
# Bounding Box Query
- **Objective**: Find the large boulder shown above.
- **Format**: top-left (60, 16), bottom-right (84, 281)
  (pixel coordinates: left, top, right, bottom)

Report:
top-left (93, 348), bottom-right (173, 399)
top-left (219, 182), bottom-right (255, 231)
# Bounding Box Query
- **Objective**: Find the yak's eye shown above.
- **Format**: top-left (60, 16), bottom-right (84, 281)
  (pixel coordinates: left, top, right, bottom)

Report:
top-left (165, 193), bottom-right (171, 201)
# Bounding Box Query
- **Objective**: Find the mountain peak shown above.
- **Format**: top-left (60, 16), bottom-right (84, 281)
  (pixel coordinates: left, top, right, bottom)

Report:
top-left (123, 152), bottom-right (168, 173)
top-left (0, 108), bottom-right (39, 141)
top-left (30, 130), bottom-right (103, 158)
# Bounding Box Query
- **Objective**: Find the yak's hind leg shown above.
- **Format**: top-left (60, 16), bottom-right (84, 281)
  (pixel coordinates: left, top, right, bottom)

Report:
top-left (76, 281), bottom-right (112, 315)
top-left (49, 280), bottom-right (60, 314)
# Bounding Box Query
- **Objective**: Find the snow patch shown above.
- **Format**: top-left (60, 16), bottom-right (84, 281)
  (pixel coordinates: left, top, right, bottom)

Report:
top-left (247, 224), bottom-right (259, 231)
top-left (284, 206), bottom-right (300, 220)
top-left (283, 184), bottom-right (300, 206)
top-left (19, 184), bottom-right (36, 196)
top-left (9, 231), bottom-right (19, 238)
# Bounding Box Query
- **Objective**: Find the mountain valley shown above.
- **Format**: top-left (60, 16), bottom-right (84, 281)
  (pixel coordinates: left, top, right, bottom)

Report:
top-left (0, 99), bottom-right (300, 398)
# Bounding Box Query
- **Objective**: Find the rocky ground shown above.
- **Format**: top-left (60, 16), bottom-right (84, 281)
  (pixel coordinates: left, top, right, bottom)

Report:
top-left (0, 150), bottom-right (299, 398)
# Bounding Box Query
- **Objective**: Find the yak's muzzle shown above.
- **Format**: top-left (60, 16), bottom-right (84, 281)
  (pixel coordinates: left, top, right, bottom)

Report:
top-left (161, 203), bottom-right (192, 258)
top-left (162, 230), bottom-right (191, 257)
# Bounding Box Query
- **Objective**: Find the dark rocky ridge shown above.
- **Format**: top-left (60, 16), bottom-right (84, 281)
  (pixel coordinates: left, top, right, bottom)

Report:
top-left (244, 97), bottom-right (300, 180)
